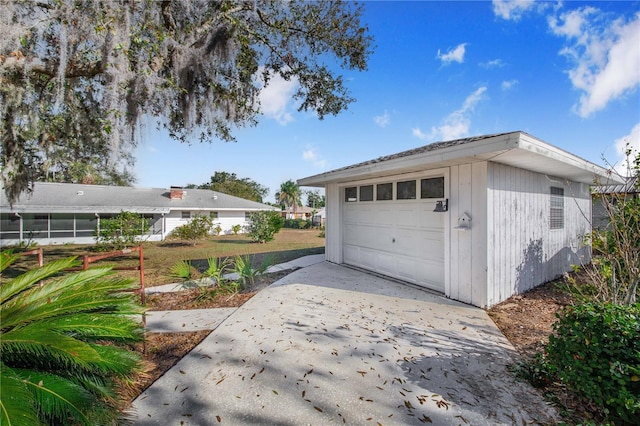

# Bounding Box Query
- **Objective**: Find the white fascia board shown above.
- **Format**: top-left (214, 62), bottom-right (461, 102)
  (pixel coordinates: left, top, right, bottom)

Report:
top-left (6, 206), bottom-right (171, 215)
top-left (298, 133), bottom-right (518, 186)
top-left (504, 133), bottom-right (624, 185)
top-left (298, 131), bottom-right (623, 187)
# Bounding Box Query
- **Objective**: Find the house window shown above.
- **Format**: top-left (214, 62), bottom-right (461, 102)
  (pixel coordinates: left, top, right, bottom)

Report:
top-left (397, 180), bottom-right (416, 200)
top-left (181, 211), bottom-right (191, 219)
top-left (376, 183), bottom-right (393, 201)
top-left (210, 211), bottom-right (219, 219)
top-left (421, 177), bottom-right (445, 199)
top-left (345, 187), bottom-right (357, 202)
top-left (359, 185), bottom-right (374, 202)
top-left (550, 187), bottom-right (564, 229)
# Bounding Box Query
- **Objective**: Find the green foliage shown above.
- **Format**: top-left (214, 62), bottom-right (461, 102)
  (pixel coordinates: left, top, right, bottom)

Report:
top-left (169, 215), bottom-right (213, 245)
top-left (277, 180), bottom-right (303, 212)
top-left (2, 2), bottom-right (373, 203)
top-left (232, 254), bottom-right (270, 288)
top-left (284, 218), bottom-right (312, 229)
top-left (509, 353), bottom-right (555, 389)
top-left (193, 171), bottom-right (269, 203)
top-left (202, 256), bottom-right (232, 287)
top-left (246, 210), bottom-right (283, 243)
top-left (232, 224), bottom-right (242, 235)
top-left (306, 190), bottom-right (326, 208)
top-left (545, 303), bottom-right (640, 423)
top-left (577, 149), bottom-right (640, 306)
top-left (213, 224), bottom-right (223, 236)
top-left (94, 211), bottom-right (150, 250)
top-left (170, 259), bottom-right (193, 282)
top-left (0, 250), bottom-right (144, 425)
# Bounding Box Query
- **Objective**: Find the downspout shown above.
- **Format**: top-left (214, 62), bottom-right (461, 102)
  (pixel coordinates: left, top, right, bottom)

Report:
top-left (161, 213), bottom-right (166, 241)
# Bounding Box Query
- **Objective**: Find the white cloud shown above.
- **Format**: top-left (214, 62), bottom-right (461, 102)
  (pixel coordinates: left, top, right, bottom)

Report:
top-left (302, 145), bottom-right (327, 168)
top-left (479, 59), bottom-right (505, 69)
top-left (611, 123), bottom-right (640, 176)
top-left (549, 9), bottom-right (640, 117)
top-left (412, 127), bottom-right (428, 140)
top-left (436, 43), bottom-right (468, 65)
top-left (492, 0), bottom-right (538, 21)
top-left (428, 87), bottom-right (488, 141)
top-left (501, 79), bottom-right (519, 91)
top-left (374, 111), bottom-right (391, 128)
top-left (256, 67), bottom-right (299, 125)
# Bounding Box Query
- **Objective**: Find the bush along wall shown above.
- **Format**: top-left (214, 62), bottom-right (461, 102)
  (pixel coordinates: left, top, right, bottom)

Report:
top-left (545, 302), bottom-right (640, 424)
top-left (283, 218), bottom-right (312, 229)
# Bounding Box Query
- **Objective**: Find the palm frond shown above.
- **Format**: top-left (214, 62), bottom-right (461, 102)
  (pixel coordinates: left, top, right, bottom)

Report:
top-left (45, 314), bottom-right (144, 342)
top-left (0, 363), bottom-right (41, 426)
top-left (0, 250), bottom-right (19, 273)
top-left (19, 370), bottom-right (95, 426)
top-left (89, 344), bottom-right (143, 377)
top-left (0, 257), bottom-right (78, 305)
top-left (1, 257), bottom-right (144, 425)
top-left (2, 327), bottom-right (102, 369)
top-left (2, 276), bottom-right (143, 329)
top-left (6, 266), bottom-right (118, 310)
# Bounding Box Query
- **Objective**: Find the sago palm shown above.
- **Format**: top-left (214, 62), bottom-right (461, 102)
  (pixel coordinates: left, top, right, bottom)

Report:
top-left (0, 250), bottom-right (145, 425)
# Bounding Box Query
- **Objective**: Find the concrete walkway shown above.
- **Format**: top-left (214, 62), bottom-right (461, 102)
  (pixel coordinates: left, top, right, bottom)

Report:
top-left (133, 261), bottom-right (557, 425)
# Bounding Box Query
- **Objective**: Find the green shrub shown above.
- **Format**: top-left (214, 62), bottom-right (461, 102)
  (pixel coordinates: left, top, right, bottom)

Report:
top-left (246, 211), bottom-right (283, 243)
top-left (546, 303), bottom-right (640, 423)
top-left (169, 215), bottom-right (213, 245)
top-left (284, 218), bottom-right (312, 229)
top-left (94, 211), bottom-right (150, 250)
top-left (0, 250), bottom-right (144, 424)
top-left (232, 224), bottom-right (242, 235)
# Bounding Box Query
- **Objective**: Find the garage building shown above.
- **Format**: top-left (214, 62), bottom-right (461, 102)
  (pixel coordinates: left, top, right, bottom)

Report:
top-left (298, 131), bottom-right (622, 308)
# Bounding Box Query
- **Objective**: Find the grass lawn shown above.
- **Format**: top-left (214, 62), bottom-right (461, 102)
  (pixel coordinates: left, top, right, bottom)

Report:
top-left (3, 228), bottom-right (325, 287)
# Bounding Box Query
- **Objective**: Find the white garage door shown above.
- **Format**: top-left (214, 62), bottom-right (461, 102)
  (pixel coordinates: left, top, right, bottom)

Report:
top-left (342, 179), bottom-right (445, 292)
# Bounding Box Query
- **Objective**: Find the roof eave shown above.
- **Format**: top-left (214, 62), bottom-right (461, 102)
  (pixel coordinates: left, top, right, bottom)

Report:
top-left (298, 132), bottom-right (624, 187)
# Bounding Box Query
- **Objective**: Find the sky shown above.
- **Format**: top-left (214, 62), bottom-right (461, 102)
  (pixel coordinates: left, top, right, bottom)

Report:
top-left (134, 0), bottom-right (640, 203)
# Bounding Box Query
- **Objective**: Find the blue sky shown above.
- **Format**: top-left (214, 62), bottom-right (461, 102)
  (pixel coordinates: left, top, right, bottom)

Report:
top-left (134, 1), bottom-right (640, 202)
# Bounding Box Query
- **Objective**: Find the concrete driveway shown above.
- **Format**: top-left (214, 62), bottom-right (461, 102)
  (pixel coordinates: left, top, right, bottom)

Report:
top-left (132, 262), bottom-right (557, 425)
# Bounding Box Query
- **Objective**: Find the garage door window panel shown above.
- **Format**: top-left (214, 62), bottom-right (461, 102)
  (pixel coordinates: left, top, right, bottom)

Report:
top-left (397, 180), bottom-right (416, 200)
top-left (376, 183), bottom-right (393, 201)
top-left (345, 187), bottom-right (357, 202)
top-left (421, 177), bottom-right (445, 199)
top-left (359, 185), bottom-right (373, 201)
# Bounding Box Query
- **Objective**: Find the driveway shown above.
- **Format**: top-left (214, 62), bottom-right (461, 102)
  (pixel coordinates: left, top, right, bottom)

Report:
top-left (132, 262), bottom-right (557, 425)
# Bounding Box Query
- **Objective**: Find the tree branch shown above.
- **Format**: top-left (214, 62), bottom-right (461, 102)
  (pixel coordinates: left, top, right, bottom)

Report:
top-left (0, 55), bottom-right (105, 79)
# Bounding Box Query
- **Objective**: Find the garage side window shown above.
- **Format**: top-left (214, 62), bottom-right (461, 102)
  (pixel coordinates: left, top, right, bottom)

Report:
top-left (181, 211), bottom-right (191, 219)
top-left (345, 187), bottom-right (357, 202)
top-left (550, 187), bottom-right (564, 229)
top-left (359, 185), bottom-right (373, 201)
top-left (376, 183), bottom-right (393, 200)
top-left (421, 177), bottom-right (444, 198)
top-left (397, 180), bottom-right (416, 200)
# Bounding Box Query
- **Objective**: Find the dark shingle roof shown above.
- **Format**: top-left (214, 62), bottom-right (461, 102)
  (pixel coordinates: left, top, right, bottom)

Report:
top-left (334, 132), bottom-right (513, 174)
top-left (1, 182), bottom-right (277, 214)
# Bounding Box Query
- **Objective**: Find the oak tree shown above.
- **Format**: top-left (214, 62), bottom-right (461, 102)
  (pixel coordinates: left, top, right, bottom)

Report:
top-left (0, 0), bottom-right (374, 202)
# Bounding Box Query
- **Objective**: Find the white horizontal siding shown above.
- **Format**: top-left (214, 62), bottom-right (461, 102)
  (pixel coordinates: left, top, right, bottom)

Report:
top-left (486, 162), bottom-right (591, 307)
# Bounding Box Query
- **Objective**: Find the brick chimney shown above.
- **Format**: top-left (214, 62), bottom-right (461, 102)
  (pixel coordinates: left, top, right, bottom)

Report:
top-left (170, 186), bottom-right (186, 200)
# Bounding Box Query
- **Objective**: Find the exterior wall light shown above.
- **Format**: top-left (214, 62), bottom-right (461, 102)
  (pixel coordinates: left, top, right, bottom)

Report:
top-left (433, 199), bottom-right (448, 212)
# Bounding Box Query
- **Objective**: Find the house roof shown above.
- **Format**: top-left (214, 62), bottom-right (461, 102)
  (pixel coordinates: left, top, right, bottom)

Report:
top-left (1, 182), bottom-right (278, 214)
top-left (593, 176), bottom-right (638, 194)
top-left (298, 131), bottom-right (623, 187)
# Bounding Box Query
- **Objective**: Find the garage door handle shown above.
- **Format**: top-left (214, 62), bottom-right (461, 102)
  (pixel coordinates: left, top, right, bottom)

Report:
top-left (392, 238), bottom-right (396, 243)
